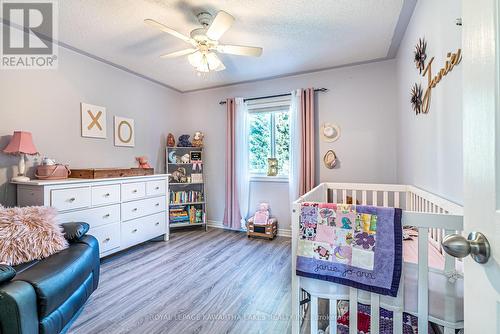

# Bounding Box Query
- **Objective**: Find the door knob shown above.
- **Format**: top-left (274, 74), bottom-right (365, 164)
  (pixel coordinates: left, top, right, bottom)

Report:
top-left (442, 232), bottom-right (490, 264)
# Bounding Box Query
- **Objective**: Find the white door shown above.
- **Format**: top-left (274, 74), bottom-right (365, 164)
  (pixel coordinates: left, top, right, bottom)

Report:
top-left (462, 0), bottom-right (500, 332)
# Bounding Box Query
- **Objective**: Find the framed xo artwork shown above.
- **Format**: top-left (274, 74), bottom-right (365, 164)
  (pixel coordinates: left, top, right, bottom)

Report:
top-left (114, 116), bottom-right (135, 147)
top-left (81, 103), bottom-right (107, 139)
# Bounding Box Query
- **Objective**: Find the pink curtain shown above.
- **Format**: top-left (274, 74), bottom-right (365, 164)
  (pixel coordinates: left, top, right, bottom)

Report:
top-left (223, 98), bottom-right (242, 229)
top-left (299, 88), bottom-right (315, 195)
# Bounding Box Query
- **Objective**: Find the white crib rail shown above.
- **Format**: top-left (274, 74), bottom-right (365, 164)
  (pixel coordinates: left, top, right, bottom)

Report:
top-left (291, 183), bottom-right (464, 334)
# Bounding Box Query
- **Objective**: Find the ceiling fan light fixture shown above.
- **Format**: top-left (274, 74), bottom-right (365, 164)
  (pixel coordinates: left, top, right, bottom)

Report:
top-left (189, 51), bottom-right (225, 72)
top-left (188, 51), bottom-right (203, 67)
top-left (205, 52), bottom-right (224, 71)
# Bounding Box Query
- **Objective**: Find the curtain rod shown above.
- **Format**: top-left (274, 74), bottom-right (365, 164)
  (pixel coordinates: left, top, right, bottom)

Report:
top-left (218, 88), bottom-right (328, 105)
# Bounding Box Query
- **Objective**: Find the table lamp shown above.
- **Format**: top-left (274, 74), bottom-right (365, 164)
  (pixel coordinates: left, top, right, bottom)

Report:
top-left (2, 131), bottom-right (39, 182)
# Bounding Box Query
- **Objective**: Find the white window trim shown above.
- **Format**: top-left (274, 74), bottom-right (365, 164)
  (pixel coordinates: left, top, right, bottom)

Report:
top-left (247, 96), bottom-right (291, 182)
top-left (250, 174), bottom-right (289, 183)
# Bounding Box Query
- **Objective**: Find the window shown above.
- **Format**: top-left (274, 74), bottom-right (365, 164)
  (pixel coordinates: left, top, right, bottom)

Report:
top-left (247, 98), bottom-right (290, 179)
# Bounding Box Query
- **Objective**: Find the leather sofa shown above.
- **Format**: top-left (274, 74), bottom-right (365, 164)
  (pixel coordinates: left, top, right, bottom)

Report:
top-left (0, 223), bottom-right (100, 334)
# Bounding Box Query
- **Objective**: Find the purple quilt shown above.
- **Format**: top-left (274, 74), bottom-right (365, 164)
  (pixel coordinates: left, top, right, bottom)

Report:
top-left (296, 203), bottom-right (402, 297)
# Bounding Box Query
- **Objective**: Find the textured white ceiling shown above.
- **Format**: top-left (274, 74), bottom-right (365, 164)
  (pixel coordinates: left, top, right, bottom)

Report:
top-left (57, 0), bottom-right (405, 92)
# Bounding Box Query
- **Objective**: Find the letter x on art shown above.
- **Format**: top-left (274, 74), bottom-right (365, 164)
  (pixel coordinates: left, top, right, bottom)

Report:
top-left (87, 110), bottom-right (103, 131)
top-left (81, 103), bottom-right (107, 139)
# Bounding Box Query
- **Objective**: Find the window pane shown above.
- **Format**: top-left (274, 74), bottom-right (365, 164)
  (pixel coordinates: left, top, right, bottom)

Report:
top-left (249, 113), bottom-right (272, 174)
top-left (275, 111), bottom-right (290, 176)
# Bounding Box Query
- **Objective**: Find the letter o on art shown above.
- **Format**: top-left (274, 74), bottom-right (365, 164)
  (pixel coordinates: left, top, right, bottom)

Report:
top-left (118, 120), bottom-right (133, 143)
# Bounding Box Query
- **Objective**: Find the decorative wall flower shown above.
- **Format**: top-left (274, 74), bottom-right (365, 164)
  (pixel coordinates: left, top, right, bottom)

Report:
top-left (414, 38), bottom-right (427, 73)
top-left (411, 83), bottom-right (423, 115)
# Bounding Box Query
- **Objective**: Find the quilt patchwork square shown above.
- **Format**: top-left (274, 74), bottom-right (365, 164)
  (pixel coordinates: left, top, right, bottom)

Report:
top-left (351, 247), bottom-right (375, 270)
top-left (315, 224), bottom-right (336, 244)
top-left (297, 239), bottom-right (314, 257)
top-left (353, 231), bottom-right (376, 251)
top-left (300, 222), bottom-right (317, 240)
top-left (331, 245), bottom-right (352, 265)
top-left (319, 207), bottom-right (336, 226)
top-left (334, 228), bottom-right (353, 246)
top-left (313, 242), bottom-right (333, 261)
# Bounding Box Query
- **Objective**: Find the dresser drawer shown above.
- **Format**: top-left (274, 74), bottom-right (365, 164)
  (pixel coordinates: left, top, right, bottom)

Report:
top-left (51, 187), bottom-right (91, 212)
top-left (17, 187), bottom-right (43, 206)
top-left (146, 179), bottom-right (166, 197)
top-left (121, 182), bottom-right (146, 202)
top-left (88, 223), bottom-right (120, 253)
top-left (92, 184), bottom-right (120, 206)
top-left (121, 196), bottom-right (166, 221)
top-left (57, 204), bottom-right (120, 229)
top-left (121, 213), bottom-right (165, 249)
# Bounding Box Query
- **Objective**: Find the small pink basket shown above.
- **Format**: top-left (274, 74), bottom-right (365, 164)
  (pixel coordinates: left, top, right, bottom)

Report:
top-left (35, 165), bottom-right (71, 180)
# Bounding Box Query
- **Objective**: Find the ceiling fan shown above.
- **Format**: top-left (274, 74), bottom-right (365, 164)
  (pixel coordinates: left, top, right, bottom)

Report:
top-left (145, 10), bottom-right (263, 73)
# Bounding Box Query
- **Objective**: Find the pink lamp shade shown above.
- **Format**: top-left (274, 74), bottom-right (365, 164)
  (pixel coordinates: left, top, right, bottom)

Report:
top-left (3, 131), bottom-right (38, 155)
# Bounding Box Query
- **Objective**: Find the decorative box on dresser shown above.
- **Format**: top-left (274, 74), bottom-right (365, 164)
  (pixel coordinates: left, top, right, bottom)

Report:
top-left (14, 174), bottom-right (169, 258)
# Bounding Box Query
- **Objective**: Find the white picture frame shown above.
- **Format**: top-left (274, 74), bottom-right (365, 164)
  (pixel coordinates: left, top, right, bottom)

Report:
top-left (81, 103), bottom-right (107, 138)
top-left (114, 116), bottom-right (135, 147)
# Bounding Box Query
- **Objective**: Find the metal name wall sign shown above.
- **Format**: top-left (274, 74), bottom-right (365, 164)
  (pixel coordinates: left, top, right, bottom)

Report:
top-left (420, 49), bottom-right (462, 114)
top-left (410, 38), bottom-right (462, 115)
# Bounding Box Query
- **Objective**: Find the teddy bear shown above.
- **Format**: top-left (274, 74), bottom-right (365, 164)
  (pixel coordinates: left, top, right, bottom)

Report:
top-left (192, 131), bottom-right (204, 147)
top-left (252, 202), bottom-right (270, 225)
top-left (136, 156), bottom-right (151, 169)
top-left (177, 134), bottom-right (192, 147)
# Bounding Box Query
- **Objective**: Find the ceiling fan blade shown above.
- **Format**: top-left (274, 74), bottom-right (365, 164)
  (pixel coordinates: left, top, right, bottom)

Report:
top-left (144, 19), bottom-right (194, 44)
top-left (160, 48), bottom-right (197, 58)
top-left (206, 11), bottom-right (235, 40)
top-left (217, 44), bottom-right (263, 57)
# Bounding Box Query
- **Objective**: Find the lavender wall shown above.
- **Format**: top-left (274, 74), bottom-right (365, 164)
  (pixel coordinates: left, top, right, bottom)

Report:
top-left (0, 46), bottom-right (182, 206)
top-left (180, 60), bottom-right (399, 232)
top-left (395, 0), bottom-right (463, 204)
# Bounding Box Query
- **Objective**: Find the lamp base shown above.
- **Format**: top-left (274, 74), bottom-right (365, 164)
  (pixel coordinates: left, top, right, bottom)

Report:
top-left (12, 176), bottom-right (30, 182)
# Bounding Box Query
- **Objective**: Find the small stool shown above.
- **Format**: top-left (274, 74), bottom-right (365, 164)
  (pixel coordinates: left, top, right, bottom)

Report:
top-left (247, 217), bottom-right (278, 240)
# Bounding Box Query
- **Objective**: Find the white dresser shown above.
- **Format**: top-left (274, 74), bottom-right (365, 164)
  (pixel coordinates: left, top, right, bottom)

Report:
top-left (14, 174), bottom-right (169, 258)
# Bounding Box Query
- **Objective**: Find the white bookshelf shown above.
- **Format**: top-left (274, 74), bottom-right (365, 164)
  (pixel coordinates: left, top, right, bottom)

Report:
top-left (166, 146), bottom-right (207, 231)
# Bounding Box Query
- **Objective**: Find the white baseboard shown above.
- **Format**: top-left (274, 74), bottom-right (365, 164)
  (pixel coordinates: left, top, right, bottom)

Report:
top-left (207, 220), bottom-right (291, 238)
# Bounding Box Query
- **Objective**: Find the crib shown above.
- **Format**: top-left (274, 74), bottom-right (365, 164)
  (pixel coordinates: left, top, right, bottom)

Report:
top-left (291, 183), bottom-right (464, 334)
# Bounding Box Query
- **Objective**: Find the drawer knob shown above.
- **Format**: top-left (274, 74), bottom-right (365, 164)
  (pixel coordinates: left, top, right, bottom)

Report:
top-left (155, 203), bottom-right (160, 206)
top-left (132, 189), bottom-right (138, 193)
top-left (104, 237), bottom-right (110, 242)
top-left (105, 193), bottom-right (110, 197)
top-left (155, 186), bottom-right (160, 190)
top-left (69, 197), bottom-right (76, 202)
top-left (104, 214), bottom-right (110, 218)
top-left (132, 208), bottom-right (138, 212)
top-left (155, 222), bottom-right (160, 226)
top-left (132, 229), bottom-right (138, 233)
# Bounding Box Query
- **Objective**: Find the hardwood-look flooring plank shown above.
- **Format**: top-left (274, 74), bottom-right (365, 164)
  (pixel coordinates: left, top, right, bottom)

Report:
top-left (69, 228), bottom-right (291, 334)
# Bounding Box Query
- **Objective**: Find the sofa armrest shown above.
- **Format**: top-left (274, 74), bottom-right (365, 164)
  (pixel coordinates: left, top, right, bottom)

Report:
top-left (0, 265), bottom-right (16, 284)
top-left (61, 222), bottom-right (90, 242)
top-left (0, 281), bottom-right (39, 334)
top-left (74, 235), bottom-right (100, 291)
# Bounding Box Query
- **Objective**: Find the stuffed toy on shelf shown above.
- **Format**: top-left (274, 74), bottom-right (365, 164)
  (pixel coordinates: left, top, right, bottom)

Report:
top-left (136, 156), bottom-right (151, 169)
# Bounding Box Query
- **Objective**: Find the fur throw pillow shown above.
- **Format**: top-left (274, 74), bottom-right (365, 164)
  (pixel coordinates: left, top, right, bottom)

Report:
top-left (0, 206), bottom-right (68, 266)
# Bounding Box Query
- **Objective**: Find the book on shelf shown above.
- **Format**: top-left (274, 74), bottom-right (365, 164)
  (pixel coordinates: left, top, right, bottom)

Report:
top-left (169, 190), bottom-right (203, 204)
top-left (169, 204), bottom-right (204, 224)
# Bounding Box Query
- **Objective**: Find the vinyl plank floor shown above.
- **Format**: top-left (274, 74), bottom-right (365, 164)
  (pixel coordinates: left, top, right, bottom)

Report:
top-left (69, 228), bottom-right (292, 334)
